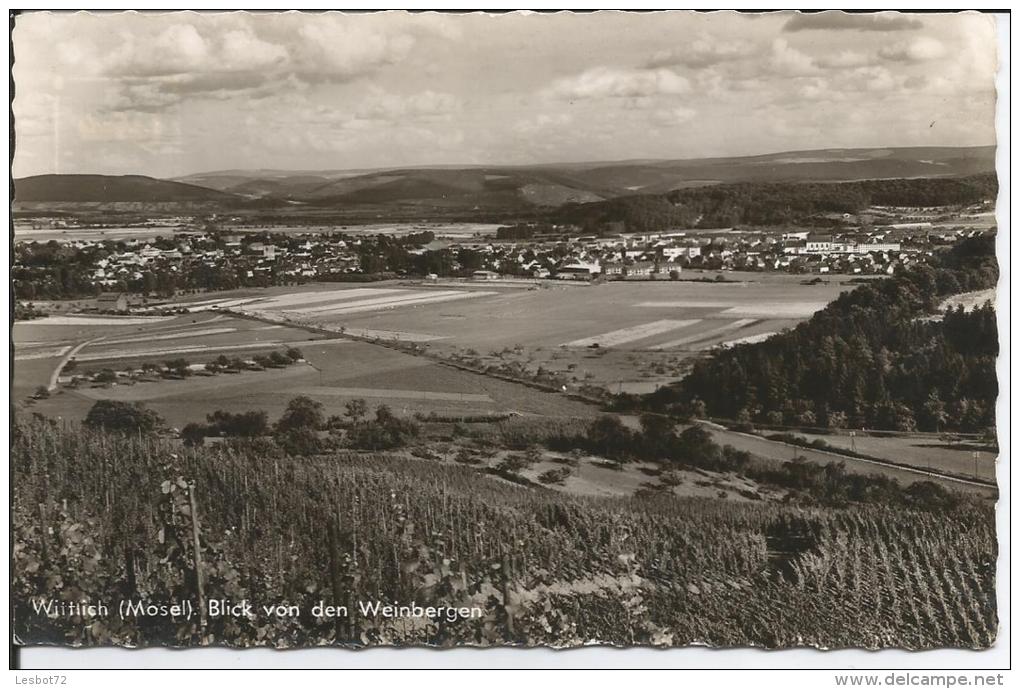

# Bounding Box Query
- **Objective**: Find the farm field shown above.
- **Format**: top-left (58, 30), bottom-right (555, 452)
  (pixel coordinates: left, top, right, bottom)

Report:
top-left (15, 275), bottom-right (858, 426)
top-left (789, 431), bottom-right (997, 483)
top-left (939, 288), bottom-right (997, 312)
top-left (21, 331), bottom-right (596, 429)
top-left (167, 275), bottom-right (855, 390)
top-left (13, 312), bottom-right (325, 392)
top-left (699, 424), bottom-right (997, 498)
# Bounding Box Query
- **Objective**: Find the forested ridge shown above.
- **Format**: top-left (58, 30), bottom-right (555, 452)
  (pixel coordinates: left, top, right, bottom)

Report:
top-left (634, 237), bottom-right (999, 433)
top-left (553, 174), bottom-right (998, 231)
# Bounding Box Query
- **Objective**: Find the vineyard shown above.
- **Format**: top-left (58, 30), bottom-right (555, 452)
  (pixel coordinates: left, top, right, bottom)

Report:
top-left (12, 420), bottom-right (998, 649)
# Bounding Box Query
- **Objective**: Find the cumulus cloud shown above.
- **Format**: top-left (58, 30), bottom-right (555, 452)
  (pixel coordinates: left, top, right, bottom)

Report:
top-left (783, 12), bottom-right (924, 33)
top-left (878, 37), bottom-right (947, 63)
top-left (550, 66), bottom-right (690, 100)
top-left (10, 11), bottom-right (998, 177)
top-left (769, 39), bottom-right (821, 76)
top-left (24, 12), bottom-right (442, 112)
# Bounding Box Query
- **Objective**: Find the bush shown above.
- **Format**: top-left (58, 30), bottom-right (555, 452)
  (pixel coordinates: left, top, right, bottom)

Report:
top-left (538, 468), bottom-right (572, 485)
top-left (344, 398), bottom-right (368, 423)
top-left (206, 410), bottom-right (269, 437)
top-left (181, 422), bottom-right (208, 446)
top-left (164, 358), bottom-right (191, 377)
top-left (276, 396), bottom-right (324, 434)
top-left (496, 454), bottom-right (533, 474)
top-left (346, 407), bottom-right (420, 450)
top-left (84, 400), bottom-right (164, 434)
top-left (94, 369), bottom-right (117, 384)
top-left (275, 427), bottom-right (322, 456)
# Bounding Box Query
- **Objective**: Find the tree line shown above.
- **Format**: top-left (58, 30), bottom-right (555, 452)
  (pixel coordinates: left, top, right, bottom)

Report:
top-left (618, 236), bottom-right (998, 434)
top-left (551, 174), bottom-right (997, 232)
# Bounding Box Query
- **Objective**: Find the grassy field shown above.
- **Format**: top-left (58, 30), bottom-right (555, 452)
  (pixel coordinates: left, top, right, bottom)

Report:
top-left (155, 275), bottom-right (854, 390)
top-left (20, 332), bottom-right (596, 429)
top-left (10, 275), bottom-right (867, 444)
top-left (700, 425), bottom-right (997, 498)
top-left (789, 431), bottom-right (997, 483)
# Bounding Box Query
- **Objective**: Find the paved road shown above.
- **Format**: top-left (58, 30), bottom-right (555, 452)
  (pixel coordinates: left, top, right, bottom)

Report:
top-left (698, 422), bottom-right (998, 499)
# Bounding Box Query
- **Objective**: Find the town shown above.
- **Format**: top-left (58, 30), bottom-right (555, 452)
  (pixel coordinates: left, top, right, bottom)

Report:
top-left (12, 201), bottom-right (994, 305)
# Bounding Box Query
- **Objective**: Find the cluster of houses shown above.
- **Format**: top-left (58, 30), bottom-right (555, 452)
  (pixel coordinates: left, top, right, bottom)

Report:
top-left (63, 232), bottom-right (364, 292)
top-left (457, 224), bottom-right (987, 280)
top-left (20, 214), bottom-right (992, 302)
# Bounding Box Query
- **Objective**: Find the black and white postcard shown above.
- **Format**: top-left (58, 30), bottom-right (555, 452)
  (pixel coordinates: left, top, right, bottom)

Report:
top-left (10, 10), bottom-right (1005, 663)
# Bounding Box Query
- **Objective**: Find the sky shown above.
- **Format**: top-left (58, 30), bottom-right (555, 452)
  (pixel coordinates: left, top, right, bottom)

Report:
top-left (12, 10), bottom-right (1000, 179)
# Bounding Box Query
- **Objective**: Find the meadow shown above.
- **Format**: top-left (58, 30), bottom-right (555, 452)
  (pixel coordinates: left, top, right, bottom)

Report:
top-left (788, 431), bottom-right (997, 483)
top-left (17, 310), bottom-right (595, 429)
top-left (168, 274), bottom-right (856, 392)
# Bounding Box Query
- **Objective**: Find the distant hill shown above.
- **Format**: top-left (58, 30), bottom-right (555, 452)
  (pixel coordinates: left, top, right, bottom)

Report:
top-left (14, 174), bottom-right (242, 203)
top-left (558, 146), bottom-right (997, 193)
top-left (16, 147), bottom-right (995, 214)
top-left (552, 173), bottom-right (1000, 232)
top-left (176, 167), bottom-right (608, 209)
top-left (173, 146), bottom-right (995, 210)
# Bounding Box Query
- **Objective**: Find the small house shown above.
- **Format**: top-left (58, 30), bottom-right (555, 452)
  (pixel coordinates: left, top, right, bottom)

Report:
top-left (96, 292), bottom-right (128, 313)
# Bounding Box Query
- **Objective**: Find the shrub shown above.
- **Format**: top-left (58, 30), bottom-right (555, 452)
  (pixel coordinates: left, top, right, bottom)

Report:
top-left (496, 454), bottom-right (533, 474)
top-left (275, 427), bottom-right (322, 456)
top-left (207, 410), bottom-right (269, 437)
top-left (346, 407), bottom-right (420, 451)
top-left (94, 369), bottom-right (117, 384)
top-left (537, 468), bottom-right (572, 485)
top-left (275, 396), bottom-right (325, 434)
top-left (181, 422), bottom-right (208, 446)
top-left (84, 400), bottom-right (164, 434)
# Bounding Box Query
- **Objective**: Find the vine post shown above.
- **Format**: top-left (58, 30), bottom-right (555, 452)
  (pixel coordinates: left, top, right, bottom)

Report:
top-left (188, 481), bottom-right (208, 636)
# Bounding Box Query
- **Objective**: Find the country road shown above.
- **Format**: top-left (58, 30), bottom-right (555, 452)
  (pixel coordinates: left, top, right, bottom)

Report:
top-left (46, 337), bottom-right (104, 391)
top-left (698, 422), bottom-right (998, 498)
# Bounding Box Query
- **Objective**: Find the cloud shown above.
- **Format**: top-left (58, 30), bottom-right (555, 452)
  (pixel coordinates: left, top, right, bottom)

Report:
top-left (27, 13), bottom-right (444, 112)
top-left (291, 88), bottom-right (462, 137)
top-left (769, 39), bottom-right (821, 76)
top-left (649, 106), bottom-right (697, 127)
top-left (783, 12), bottom-right (924, 33)
top-left (814, 50), bottom-right (872, 69)
top-left (879, 37), bottom-right (947, 63)
top-left (550, 66), bottom-right (690, 100)
top-left (512, 112), bottom-right (574, 136)
top-left (351, 88), bottom-right (462, 122)
top-left (646, 39), bottom-right (756, 69)
top-left (289, 18), bottom-right (415, 83)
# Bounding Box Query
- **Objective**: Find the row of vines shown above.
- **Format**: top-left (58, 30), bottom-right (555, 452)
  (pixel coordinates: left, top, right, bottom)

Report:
top-left (12, 420), bottom-right (997, 649)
